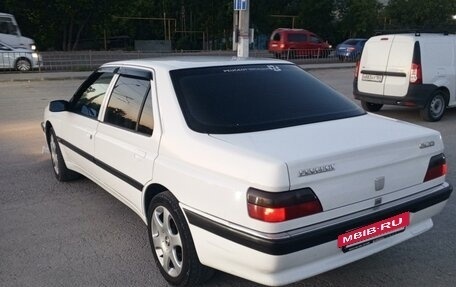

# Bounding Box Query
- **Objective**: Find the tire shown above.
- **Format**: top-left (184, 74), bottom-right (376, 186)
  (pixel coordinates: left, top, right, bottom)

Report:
top-left (147, 191), bottom-right (214, 286)
top-left (47, 127), bottom-right (80, 181)
top-left (420, 91), bottom-right (446, 122)
top-left (361, 101), bottom-right (383, 112)
top-left (15, 58), bottom-right (31, 71)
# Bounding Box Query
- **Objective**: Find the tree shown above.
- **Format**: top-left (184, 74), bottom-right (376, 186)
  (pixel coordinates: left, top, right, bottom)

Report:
top-left (386, 0), bottom-right (456, 30)
top-left (295, 0), bottom-right (336, 40)
top-left (335, 0), bottom-right (383, 41)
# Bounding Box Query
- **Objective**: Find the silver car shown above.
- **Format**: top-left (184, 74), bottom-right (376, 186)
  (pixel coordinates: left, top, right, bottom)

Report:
top-left (0, 41), bottom-right (41, 71)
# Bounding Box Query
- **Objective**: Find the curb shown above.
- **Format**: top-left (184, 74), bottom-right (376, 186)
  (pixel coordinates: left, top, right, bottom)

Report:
top-left (0, 71), bottom-right (91, 83)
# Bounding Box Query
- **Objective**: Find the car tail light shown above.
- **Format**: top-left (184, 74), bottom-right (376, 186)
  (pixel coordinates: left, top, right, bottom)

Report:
top-left (424, 153), bottom-right (447, 182)
top-left (347, 47), bottom-right (355, 51)
top-left (410, 41), bottom-right (422, 84)
top-left (247, 187), bottom-right (323, 222)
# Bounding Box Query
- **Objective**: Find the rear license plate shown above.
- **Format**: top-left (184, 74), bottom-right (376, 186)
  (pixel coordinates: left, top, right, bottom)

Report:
top-left (338, 212), bottom-right (410, 251)
top-left (362, 74), bottom-right (383, 82)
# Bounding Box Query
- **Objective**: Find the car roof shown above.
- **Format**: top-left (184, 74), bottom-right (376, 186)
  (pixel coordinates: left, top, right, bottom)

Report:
top-left (343, 38), bottom-right (367, 42)
top-left (102, 56), bottom-right (292, 71)
top-left (273, 28), bottom-right (312, 33)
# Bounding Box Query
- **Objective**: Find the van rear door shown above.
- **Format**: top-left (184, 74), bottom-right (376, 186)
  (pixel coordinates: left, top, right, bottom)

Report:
top-left (358, 35), bottom-right (415, 97)
top-left (383, 36), bottom-right (414, 97)
top-left (358, 35), bottom-right (395, 95)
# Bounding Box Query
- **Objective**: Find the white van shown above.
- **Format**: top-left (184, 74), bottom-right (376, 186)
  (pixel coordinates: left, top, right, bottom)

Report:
top-left (0, 12), bottom-right (36, 50)
top-left (353, 33), bottom-right (456, 121)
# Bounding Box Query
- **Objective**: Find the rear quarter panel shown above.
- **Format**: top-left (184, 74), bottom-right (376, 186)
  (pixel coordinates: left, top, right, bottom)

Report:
top-left (420, 37), bottom-right (456, 106)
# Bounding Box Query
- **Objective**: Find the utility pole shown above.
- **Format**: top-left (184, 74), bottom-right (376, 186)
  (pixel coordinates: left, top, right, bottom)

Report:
top-left (234, 0), bottom-right (249, 57)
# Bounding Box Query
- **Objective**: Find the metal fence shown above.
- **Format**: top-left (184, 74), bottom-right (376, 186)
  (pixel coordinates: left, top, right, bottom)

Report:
top-left (1, 48), bottom-right (352, 73)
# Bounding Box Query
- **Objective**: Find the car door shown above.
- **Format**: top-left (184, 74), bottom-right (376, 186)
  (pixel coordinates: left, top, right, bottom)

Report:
top-left (54, 68), bottom-right (116, 175)
top-left (94, 67), bottom-right (159, 213)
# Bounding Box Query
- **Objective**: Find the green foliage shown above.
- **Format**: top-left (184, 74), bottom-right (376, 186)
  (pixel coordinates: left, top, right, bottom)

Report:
top-left (335, 0), bottom-right (383, 41)
top-left (386, 0), bottom-right (456, 30)
top-left (2, 0), bottom-right (455, 51)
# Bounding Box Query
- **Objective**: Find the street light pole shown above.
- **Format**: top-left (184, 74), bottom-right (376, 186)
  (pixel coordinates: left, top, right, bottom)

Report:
top-left (237, 0), bottom-right (249, 57)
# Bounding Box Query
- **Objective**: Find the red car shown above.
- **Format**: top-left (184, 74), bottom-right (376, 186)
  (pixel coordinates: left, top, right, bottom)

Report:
top-left (268, 28), bottom-right (331, 59)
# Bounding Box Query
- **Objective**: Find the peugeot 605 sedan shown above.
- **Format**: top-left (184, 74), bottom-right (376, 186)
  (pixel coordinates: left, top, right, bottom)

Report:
top-left (42, 57), bottom-right (452, 286)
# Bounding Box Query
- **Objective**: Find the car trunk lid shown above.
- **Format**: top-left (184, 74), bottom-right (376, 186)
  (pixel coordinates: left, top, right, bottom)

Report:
top-left (210, 114), bottom-right (443, 212)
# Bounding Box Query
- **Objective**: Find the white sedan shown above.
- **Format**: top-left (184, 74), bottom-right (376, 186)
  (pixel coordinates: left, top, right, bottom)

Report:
top-left (42, 57), bottom-right (452, 286)
top-left (0, 41), bottom-right (41, 71)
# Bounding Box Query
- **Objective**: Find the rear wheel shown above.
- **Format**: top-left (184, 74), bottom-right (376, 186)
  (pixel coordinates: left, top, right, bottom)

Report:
top-left (361, 101), bottom-right (383, 112)
top-left (420, 91), bottom-right (446, 122)
top-left (148, 191), bottom-right (214, 286)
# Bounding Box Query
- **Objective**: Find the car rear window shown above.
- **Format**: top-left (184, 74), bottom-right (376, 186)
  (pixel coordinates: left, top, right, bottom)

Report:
top-left (170, 64), bottom-right (364, 134)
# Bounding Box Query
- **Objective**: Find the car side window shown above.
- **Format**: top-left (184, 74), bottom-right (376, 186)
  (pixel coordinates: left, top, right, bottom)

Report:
top-left (288, 34), bottom-right (307, 42)
top-left (310, 36), bottom-right (321, 43)
top-left (104, 74), bottom-right (152, 135)
top-left (71, 72), bottom-right (114, 119)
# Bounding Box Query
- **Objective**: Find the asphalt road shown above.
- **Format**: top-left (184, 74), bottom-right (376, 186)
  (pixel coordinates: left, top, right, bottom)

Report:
top-left (0, 69), bottom-right (455, 287)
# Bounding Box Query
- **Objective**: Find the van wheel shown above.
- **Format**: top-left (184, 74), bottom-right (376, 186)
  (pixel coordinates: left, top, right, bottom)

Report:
top-left (420, 91), bottom-right (446, 122)
top-left (361, 101), bottom-right (383, 112)
top-left (147, 191), bottom-right (214, 286)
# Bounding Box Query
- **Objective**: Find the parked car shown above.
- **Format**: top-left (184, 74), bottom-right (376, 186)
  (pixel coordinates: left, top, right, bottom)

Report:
top-left (42, 57), bottom-right (452, 286)
top-left (335, 38), bottom-right (366, 61)
top-left (0, 41), bottom-right (41, 71)
top-left (354, 32), bottom-right (456, 121)
top-left (268, 28), bottom-right (331, 59)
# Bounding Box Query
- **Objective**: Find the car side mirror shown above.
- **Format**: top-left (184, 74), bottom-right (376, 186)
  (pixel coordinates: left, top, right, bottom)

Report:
top-left (49, 100), bottom-right (69, 112)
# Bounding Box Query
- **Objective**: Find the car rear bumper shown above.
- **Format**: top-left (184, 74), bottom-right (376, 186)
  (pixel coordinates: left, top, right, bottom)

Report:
top-left (353, 80), bottom-right (438, 108)
top-left (184, 182), bottom-right (452, 285)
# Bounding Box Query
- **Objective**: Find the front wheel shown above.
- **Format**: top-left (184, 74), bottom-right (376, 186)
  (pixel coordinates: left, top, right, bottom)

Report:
top-left (361, 101), bottom-right (383, 112)
top-left (420, 91), bottom-right (446, 122)
top-left (147, 191), bottom-right (214, 286)
top-left (47, 127), bottom-right (80, 181)
top-left (16, 58), bottom-right (31, 71)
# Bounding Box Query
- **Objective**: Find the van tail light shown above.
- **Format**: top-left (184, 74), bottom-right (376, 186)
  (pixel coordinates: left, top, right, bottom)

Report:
top-left (354, 60), bottom-right (360, 78)
top-left (247, 187), bottom-right (323, 222)
top-left (424, 153), bottom-right (447, 182)
top-left (410, 63), bottom-right (422, 84)
top-left (410, 41), bottom-right (422, 84)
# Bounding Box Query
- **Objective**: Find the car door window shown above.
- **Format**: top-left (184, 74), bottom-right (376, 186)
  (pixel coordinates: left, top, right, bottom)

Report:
top-left (71, 72), bottom-right (114, 119)
top-left (104, 74), bottom-right (152, 135)
top-left (288, 34), bottom-right (307, 42)
top-left (138, 91), bottom-right (154, 135)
